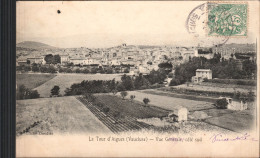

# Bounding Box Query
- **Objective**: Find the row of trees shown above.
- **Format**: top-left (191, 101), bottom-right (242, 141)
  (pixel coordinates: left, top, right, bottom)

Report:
top-left (44, 54), bottom-right (61, 64)
top-left (170, 54), bottom-right (256, 86)
top-left (17, 64), bottom-right (130, 74)
top-left (17, 64), bottom-right (57, 73)
top-left (65, 69), bottom-right (168, 96)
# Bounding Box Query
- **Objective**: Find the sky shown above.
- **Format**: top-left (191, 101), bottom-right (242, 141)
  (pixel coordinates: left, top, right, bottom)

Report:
top-left (17, 1), bottom-right (259, 48)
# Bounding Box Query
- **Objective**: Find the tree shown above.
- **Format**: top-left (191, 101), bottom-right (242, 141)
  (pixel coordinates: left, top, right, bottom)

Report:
top-left (130, 95), bottom-right (135, 102)
top-left (215, 98), bottom-right (228, 109)
top-left (24, 65), bottom-right (31, 72)
top-left (32, 63), bottom-right (39, 72)
top-left (113, 111), bottom-right (121, 123)
top-left (112, 89), bottom-right (118, 95)
top-left (44, 54), bottom-right (54, 64)
top-left (91, 68), bottom-right (97, 74)
top-left (47, 66), bottom-right (57, 73)
top-left (120, 91), bottom-right (128, 99)
top-left (121, 74), bottom-right (134, 90)
top-left (124, 68), bottom-right (129, 73)
top-left (29, 90), bottom-right (40, 99)
top-left (16, 84), bottom-right (40, 100)
top-left (51, 85), bottom-right (60, 96)
top-left (102, 107), bottom-right (110, 114)
top-left (26, 60), bottom-right (31, 65)
top-left (158, 62), bottom-right (173, 69)
top-left (53, 55), bottom-right (61, 64)
top-left (143, 98), bottom-right (150, 106)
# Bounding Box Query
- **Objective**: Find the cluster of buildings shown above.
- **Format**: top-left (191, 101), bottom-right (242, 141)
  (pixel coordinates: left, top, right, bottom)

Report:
top-left (16, 43), bottom-right (256, 74)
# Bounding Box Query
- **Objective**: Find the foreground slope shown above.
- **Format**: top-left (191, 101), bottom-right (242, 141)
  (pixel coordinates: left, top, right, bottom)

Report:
top-left (16, 96), bottom-right (111, 135)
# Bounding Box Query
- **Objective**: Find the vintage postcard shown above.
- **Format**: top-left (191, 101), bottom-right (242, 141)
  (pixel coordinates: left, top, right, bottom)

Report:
top-left (16, 1), bottom-right (259, 157)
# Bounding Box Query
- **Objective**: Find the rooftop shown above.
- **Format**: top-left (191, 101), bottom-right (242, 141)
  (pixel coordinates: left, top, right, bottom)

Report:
top-left (196, 69), bottom-right (212, 72)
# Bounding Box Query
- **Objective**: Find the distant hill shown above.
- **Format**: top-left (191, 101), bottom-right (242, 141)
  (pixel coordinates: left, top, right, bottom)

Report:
top-left (16, 41), bottom-right (57, 49)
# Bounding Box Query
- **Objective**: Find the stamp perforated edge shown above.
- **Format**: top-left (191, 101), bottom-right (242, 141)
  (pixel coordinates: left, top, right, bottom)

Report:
top-left (206, 1), bottom-right (249, 38)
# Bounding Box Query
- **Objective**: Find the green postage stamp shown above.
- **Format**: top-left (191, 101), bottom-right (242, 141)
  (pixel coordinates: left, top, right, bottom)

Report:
top-left (207, 2), bottom-right (248, 36)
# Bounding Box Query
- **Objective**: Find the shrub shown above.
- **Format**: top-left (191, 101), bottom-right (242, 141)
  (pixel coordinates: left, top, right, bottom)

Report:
top-left (247, 91), bottom-right (255, 102)
top-left (84, 93), bottom-right (96, 102)
top-left (120, 91), bottom-right (128, 99)
top-left (96, 102), bottom-right (104, 108)
top-left (91, 68), bottom-right (97, 74)
top-left (143, 98), bottom-right (150, 106)
top-left (32, 64), bottom-right (39, 72)
top-left (75, 68), bottom-right (81, 73)
top-left (168, 72), bottom-right (174, 78)
top-left (215, 98), bottom-right (228, 109)
top-left (51, 85), bottom-right (60, 96)
top-left (124, 69), bottom-right (130, 73)
top-left (16, 85), bottom-right (40, 100)
top-left (169, 79), bottom-right (180, 86)
top-left (113, 111), bottom-right (121, 122)
top-left (24, 65), bottom-right (31, 72)
top-left (112, 89), bottom-right (118, 95)
top-left (66, 68), bottom-right (73, 73)
top-left (102, 107), bottom-right (110, 114)
top-left (233, 91), bottom-right (241, 100)
top-left (29, 90), bottom-right (40, 99)
top-left (130, 95), bottom-right (135, 102)
top-left (203, 78), bottom-right (209, 82)
top-left (82, 69), bottom-right (90, 74)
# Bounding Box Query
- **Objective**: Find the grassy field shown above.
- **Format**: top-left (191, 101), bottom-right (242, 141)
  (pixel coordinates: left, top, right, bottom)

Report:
top-left (120, 91), bottom-right (214, 112)
top-left (94, 94), bottom-right (169, 119)
top-left (204, 110), bottom-right (256, 133)
top-left (16, 73), bottom-right (56, 89)
top-left (141, 89), bottom-right (219, 103)
top-left (34, 73), bottom-right (123, 97)
top-left (16, 96), bottom-right (111, 136)
top-left (172, 82), bottom-right (255, 94)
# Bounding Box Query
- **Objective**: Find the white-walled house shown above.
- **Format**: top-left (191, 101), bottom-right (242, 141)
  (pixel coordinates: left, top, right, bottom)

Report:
top-left (27, 56), bottom-right (45, 64)
top-left (192, 69), bottom-right (212, 83)
top-left (219, 97), bottom-right (248, 111)
top-left (168, 106), bottom-right (188, 122)
top-left (60, 54), bottom-right (70, 65)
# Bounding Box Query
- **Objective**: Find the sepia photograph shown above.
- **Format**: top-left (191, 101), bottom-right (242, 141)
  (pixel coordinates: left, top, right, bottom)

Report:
top-left (16, 1), bottom-right (259, 157)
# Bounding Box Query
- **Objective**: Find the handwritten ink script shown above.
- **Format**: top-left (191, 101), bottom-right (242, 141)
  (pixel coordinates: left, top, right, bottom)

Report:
top-left (210, 133), bottom-right (258, 143)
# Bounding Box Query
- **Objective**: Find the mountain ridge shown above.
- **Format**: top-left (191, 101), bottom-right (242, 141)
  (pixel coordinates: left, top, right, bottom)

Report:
top-left (16, 41), bottom-right (57, 49)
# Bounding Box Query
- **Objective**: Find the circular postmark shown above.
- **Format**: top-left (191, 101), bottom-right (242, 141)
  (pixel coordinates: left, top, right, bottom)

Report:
top-left (186, 3), bottom-right (230, 47)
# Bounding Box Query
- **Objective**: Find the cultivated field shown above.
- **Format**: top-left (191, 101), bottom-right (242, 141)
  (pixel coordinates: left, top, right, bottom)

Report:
top-left (141, 89), bottom-right (219, 103)
top-left (94, 94), bottom-right (169, 118)
top-left (204, 110), bottom-right (256, 133)
top-left (173, 82), bottom-right (255, 93)
top-left (120, 91), bottom-right (215, 112)
top-left (16, 73), bottom-right (56, 89)
top-left (126, 90), bottom-right (256, 133)
top-left (16, 96), bottom-right (111, 136)
top-left (34, 73), bottom-right (123, 97)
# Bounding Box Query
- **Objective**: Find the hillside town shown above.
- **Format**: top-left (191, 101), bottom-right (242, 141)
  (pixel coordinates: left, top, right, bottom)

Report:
top-left (16, 42), bottom-right (256, 75)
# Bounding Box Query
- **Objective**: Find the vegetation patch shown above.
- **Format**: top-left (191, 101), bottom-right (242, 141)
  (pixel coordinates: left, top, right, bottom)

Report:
top-left (16, 73), bottom-right (56, 89)
top-left (93, 94), bottom-right (169, 119)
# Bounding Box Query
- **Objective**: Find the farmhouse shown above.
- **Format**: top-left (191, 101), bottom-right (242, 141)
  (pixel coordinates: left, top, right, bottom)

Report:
top-left (60, 54), bottom-right (69, 65)
top-left (192, 69), bottom-right (212, 83)
top-left (219, 97), bottom-right (248, 111)
top-left (17, 56), bottom-right (28, 66)
top-left (168, 106), bottom-right (188, 122)
top-left (69, 57), bottom-right (85, 65)
top-left (27, 56), bottom-right (45, 64)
